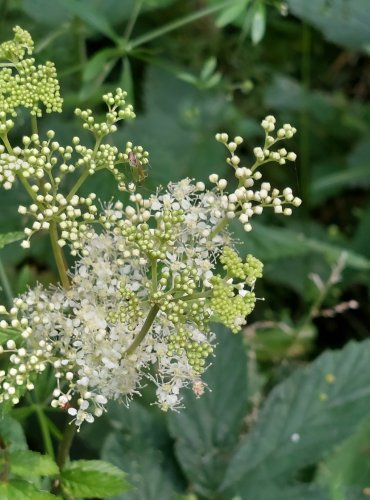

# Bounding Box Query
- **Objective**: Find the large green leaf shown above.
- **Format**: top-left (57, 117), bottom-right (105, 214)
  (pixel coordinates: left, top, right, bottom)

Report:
top-left (221, 340), bottom-right (370, 496)
top-left (101, 401), bottom-right (181, 499)
top-left (167, 325), bottom-right (248, 497)
top-left (60, 460), bottom-right (130, 498)
top-left (287, 0), bottom-right (370, 52)
top-left (317, 416), bottom-right (370, 497)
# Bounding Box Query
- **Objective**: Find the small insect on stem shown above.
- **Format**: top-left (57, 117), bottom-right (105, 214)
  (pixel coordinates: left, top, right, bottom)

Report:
top-left (128, 151), bottom-right (148, 183)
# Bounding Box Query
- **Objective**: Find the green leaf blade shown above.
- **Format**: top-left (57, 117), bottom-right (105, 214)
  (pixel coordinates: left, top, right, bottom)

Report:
top-left (0, 232), bottom-right (24, 250)
top-left (10, 450), bottom-right (59, 478)
top-left (167, 325), bottom-right (248, 497)
top-left (60, 459), bottom-right (130, 498)
top-left (222, 340), bottom-right (370, 495)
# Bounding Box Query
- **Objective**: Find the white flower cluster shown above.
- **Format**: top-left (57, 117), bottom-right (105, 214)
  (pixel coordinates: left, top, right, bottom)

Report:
top-left (0, 116), bottom-right (301, 427)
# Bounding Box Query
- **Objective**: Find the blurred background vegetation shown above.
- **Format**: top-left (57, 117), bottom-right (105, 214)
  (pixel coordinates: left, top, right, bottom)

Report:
top-left (1, 1), bottom-right (370, 498)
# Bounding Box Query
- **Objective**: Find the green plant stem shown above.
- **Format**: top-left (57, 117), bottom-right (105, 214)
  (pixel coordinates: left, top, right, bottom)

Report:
top-left (31, 114), bottom-right (38, 135)
top-left (0, 257), bottom-right (13, 307)
top-left (125, 304), bottom-right (160, 355)
top-left (124, 0), bottom-right (143, 42)
top-left (151, 259), bottom-right (157, 293)
top-left (56, 420), bottom-right (77, 469)
top-left (35, 405), bottom-right (55, 460)
top-left (177, 290), bottom-right (213, 302)
top-left (300, 22), bottom-right (311, 208)
top-left (65, 170), bottom-right (90, 203)
top-left (209, 217), bottom-right (229, 239)
top-left (50, 222), bottom-right (70, 289)
top-left (128, 0), bottom-right (234, 49)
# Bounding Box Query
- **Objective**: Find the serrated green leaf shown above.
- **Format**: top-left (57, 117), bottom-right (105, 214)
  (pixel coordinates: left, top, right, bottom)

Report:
top-left (222, 340), bottom-right (370, 495)
top-left (101, 401), bottom-right (181, 500)
top-left (102, 435), bottom-right (176, 500)
top-left (0, 232), bottom-right (24, 250)
top-left (0, 480), bottom-right (58, 499)
top-left (167, 325), bottom-right (248, 497)
top-left (215, 0), bottom-right (250, 28)
top-left (61, 460), bottom-right (130, 498)
top-left (317, 416), bottom-right (370, 496)
top-left (55, 0), bottom-right (121, 43)
top-left (10, 450), bottom-right (59, 478)
top-left (251, 1), bottom-right (266, 45)
top-left (0, 416), bottom-right (27, 451)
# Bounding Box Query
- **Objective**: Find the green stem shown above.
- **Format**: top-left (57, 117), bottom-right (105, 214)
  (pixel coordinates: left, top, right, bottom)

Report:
top-left (151, 259), bottom-right (157, 293)
top-left (31, 114), bottom-right (38, 135)
top-left (65, 170), bottom-right (90, 203)
top-left (125, 304), bottom-right (160, 355)
top-left (176, 290), bottom-right (213, 302)
top-left (0, 257), bottom-right (13, 307)
top-left (56, 419), bottom-right (77, 469)
top-left (63, 136), bottom-right (102, 206)
top-left (124, 0), bottom-right (143, 42)
top-left (300, 22), bottom-right (311, 208)
top-left (35, 405), bottom-right (55, 460)
top-left (209, 217), bottom-right (229, 239)
top-left (50, 222), bottom-right (70, 289)
top-left (128, 0), bottom-right (234, 49)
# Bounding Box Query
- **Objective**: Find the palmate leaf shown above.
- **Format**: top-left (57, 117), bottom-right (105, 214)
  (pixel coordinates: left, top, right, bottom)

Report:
top-left (221, 340), bottom-right (370, 497)
top-left (167, 325), bottom-right (248, 498)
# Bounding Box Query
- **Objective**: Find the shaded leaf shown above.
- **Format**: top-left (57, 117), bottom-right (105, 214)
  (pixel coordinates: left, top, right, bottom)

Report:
top-left (216, 0), bottom-right (250, 28)
top-left (222, 340), bottom-right (370, 495)
top-left (251, 1), bottom-right (266, 45)
top-left (0, 416), bottom-right (27, 451)
top-left (167, 325), bottom-right (248, 497)
top-left (317, 416), bottom-right (370, 496)
top-left (56, 0), bottom-right (121, 42)
top-left (82, 48), bottom-right (122, 83)
top-left (242, 222), bottom-right (370, 270)
top-left (101, 401), bottom-right (181, 499)
top-left (10, 450), bottom-right (58, 478)
top-left (0, 232), bottom-right (24, 250)
top-left (287, 0), bottom-right (370, 52)
top-left (61, 460), bottom-right (130, 498)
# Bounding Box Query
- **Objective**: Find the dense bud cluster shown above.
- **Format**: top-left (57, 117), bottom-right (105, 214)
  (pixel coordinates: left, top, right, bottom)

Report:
top-left (0, 27), bottom-right (62, 119)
